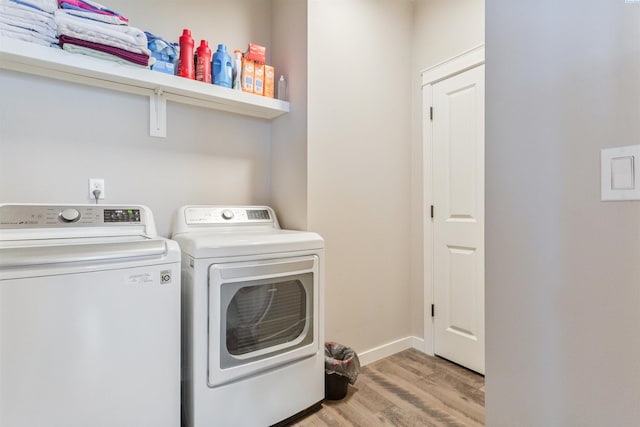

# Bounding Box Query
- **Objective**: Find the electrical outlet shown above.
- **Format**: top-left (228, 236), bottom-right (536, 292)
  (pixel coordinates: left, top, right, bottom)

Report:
top-left (89, 178), bottom-right (105, 200)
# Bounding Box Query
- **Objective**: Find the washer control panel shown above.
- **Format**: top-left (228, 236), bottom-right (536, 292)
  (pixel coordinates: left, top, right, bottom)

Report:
top-left (184, 207), bottom-right (272, 225)
top-left (0, 205), bottom-right (144, 228)
top-left (103, 208), bottom-right (141, 223)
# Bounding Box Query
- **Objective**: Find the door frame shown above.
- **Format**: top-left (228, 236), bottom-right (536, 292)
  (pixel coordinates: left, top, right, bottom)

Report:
top-left (421, 44), bottom-right (485, 356)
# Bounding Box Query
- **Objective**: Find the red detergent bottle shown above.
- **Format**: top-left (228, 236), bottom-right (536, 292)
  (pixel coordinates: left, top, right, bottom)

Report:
top-left (177, 29), bottom-right (195, 79)
top-left (196, 40), bottom-right (212, 83)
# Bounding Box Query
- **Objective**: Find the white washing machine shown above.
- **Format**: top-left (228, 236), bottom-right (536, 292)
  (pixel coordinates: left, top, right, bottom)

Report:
top-left (0, 204), bottom-right (180, 427)
top-left (171, 205), bottom-right (324, 427)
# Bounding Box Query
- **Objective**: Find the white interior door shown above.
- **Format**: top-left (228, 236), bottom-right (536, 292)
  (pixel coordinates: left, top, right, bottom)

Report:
top-left (432, 64), bottom-right (485, 374)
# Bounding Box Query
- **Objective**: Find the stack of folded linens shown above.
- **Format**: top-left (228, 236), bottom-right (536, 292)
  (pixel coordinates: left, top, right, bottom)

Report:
top-left (55, 0), bottom-right (152, 67)
top-left (0, 0), bottom-right (58, 47)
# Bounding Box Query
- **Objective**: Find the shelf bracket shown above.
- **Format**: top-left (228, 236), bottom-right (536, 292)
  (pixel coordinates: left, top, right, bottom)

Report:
top-left (150, 88), bottom-right (166, 138)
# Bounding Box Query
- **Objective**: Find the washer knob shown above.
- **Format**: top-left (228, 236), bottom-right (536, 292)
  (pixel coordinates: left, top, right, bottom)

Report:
top-left (221, 209), bottom-right (234, 220)
top-left (59, 208), bottom-right (80, 223)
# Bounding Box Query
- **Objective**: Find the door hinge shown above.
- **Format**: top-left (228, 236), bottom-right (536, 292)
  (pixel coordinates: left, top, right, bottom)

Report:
top-left (430, 205), bottom-right (434, 219)
top-left (431, 304), bottom-right (435, 317)
top-left (430, 106), bottom-right (433, 121)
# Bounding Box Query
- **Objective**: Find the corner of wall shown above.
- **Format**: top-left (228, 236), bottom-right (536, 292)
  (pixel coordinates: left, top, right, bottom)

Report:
top-left (269, 0), bottom-right (308, 230)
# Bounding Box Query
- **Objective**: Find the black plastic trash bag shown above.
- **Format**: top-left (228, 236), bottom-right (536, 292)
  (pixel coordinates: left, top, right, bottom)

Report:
top-left (324, 342), bottom-right (361, 400)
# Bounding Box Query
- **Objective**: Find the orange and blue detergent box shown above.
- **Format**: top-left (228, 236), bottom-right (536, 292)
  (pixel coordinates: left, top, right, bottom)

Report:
top-left (264, 65), bottom-right (275, 98)
top-left (254, 63), bottom-right (265, 96)
top-left (242, 58), bottom-right (255, 93)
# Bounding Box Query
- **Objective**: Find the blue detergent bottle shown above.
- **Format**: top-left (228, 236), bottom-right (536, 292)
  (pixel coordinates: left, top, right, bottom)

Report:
top-left (212, 44), bottom-right (233, 88)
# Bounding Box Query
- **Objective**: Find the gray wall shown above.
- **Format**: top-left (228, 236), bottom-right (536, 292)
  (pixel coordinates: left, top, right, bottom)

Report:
top-left (486, 1), bottom-right (640, 425)
top-left (307, 0), bottom-right (413, 353)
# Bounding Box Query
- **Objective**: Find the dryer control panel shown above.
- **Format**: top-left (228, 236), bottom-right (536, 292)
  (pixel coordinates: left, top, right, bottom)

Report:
top-left (184, 206), bottom-right (274, 225)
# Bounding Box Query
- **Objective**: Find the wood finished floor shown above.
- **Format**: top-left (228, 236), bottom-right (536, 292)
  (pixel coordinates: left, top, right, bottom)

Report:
top-left (289, 349), bottom-right (485, 427)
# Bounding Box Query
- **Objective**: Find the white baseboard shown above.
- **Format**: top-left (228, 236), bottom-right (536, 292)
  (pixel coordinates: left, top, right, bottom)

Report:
top-left (358, 336), bottom-right (426, 366)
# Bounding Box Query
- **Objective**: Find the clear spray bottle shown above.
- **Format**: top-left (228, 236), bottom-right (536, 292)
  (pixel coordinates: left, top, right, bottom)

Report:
top-left (277, 75), bottom-right (287, 101)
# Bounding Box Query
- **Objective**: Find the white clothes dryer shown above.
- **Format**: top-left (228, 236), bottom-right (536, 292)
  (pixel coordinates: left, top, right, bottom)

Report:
top-left (0, 204), bottom-right (180, 427)
top-left (171, 205), bottom-right (324, 427)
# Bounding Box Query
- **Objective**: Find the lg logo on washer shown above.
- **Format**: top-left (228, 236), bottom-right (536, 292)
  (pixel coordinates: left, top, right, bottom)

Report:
top-left (125, 271), bottom-right (172, 285)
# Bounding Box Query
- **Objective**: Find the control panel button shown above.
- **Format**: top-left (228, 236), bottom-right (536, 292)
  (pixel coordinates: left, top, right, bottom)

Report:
top-left (221, 209), bottom-right (234, 220)
top-left (59, 208), bottom-right (80, 223)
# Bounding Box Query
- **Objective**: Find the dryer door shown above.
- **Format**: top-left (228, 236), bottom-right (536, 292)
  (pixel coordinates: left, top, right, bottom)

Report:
top-left (208, 255), bottom-right (319, 387)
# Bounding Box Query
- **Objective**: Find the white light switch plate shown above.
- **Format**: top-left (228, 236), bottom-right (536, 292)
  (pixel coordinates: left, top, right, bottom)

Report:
top-left (601, 145), bottom-right (640, 201)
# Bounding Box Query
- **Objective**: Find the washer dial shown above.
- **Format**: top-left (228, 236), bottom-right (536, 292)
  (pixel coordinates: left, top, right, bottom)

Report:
top-left (59, 208), bottom-right (80, 223)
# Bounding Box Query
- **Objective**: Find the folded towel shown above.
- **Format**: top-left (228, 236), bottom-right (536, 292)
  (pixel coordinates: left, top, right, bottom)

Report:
top-left (56, 7), bottom-right (125, 25)
top-left (55, 10), bottom-right (147, 50)
top-left (58, 0), bottom-right (127, 23)
top-left (56, 27), bottom-right (149, 55)
top-left (0, 0), bottom-right (56, 25)
top-left (61, 40), bottom-right (151, 68)
top-left (9, 0), bottom-right (57, 13)
top-left (0, 21), bottom-right (57, 45)
top-left (59, 34), bottom-right (150, 66)
top-left (1, 27), bottom-right (51, 45)
top-left (0, 14), bottom-right (57, 38)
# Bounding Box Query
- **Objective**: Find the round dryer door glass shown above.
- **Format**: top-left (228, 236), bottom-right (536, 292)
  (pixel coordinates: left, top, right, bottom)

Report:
top-left (226, 279), bottom-right (307, 356)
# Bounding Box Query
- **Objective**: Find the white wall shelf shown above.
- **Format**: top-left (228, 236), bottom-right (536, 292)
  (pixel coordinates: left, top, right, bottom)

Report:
top-left (0, 38), bottom-right (289, 137)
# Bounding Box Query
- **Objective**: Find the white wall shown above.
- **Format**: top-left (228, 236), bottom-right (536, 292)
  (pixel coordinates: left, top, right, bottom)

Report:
top-left (307, 0), bottom-right (413, 352)
top-left (410, 0), bottom-right (484, 338)
top-left (0, 1), bottom-right (274, 237)
top-left (486, 1), bottom-right (640, 425)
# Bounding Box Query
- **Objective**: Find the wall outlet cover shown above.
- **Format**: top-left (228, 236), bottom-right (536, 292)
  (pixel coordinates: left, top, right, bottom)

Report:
top-left (88, 178), bottom-right (105, 200)
top-left (601, 145), bottom-right (640, 201)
